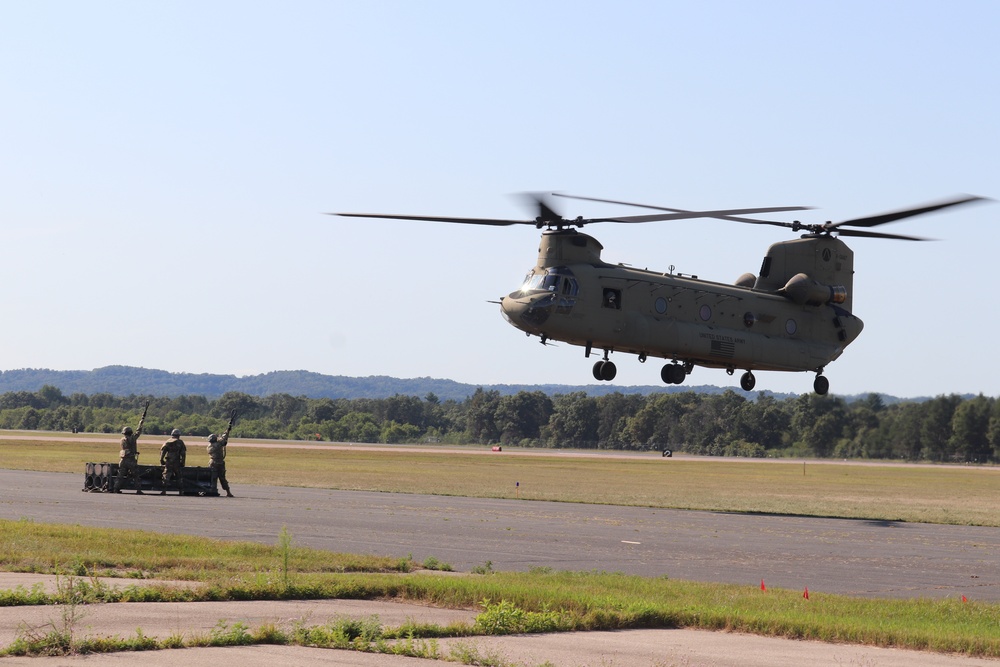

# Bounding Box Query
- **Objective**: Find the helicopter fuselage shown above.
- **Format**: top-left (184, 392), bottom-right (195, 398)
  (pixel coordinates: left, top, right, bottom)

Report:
top-left (338, 192), bottom-right (984, 395)
top-left (499, 229), bottom-right (863, 391)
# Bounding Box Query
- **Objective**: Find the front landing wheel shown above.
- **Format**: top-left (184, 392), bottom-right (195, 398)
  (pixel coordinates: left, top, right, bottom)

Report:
top-left (593, 360), bottom-right (617, 381)
top-left (814, 375), bottom-right (830, 395)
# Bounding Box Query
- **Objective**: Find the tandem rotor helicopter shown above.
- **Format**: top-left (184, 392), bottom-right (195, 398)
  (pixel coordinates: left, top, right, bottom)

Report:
top-left (336, 193), bottom-right (987, 395)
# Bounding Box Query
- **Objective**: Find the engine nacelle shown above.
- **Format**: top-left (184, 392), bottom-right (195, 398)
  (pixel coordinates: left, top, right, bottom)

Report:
top-left (779, 273), bottom-right (847, 306)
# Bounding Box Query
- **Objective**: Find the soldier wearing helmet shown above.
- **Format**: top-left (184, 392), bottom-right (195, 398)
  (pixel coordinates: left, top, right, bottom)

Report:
top-left (207, 432), bottom-right (234, 497)
top-left (159, 428), bottom-right (187, 495)
top-left (113, 403), bottom-right (147, 494)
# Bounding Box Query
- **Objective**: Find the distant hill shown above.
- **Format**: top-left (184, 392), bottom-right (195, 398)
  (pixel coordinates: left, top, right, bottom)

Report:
top-left (0, 365), bottom-right (922, 403)
top-left (0, 365), bottom-right (817, 402)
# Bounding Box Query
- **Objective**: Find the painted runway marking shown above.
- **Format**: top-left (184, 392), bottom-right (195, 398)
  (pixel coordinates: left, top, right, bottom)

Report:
top-left (621, 540), bottom-right (641, 545)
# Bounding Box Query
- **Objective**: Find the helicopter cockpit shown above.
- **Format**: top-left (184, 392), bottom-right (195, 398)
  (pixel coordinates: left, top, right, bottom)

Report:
top-left (519, 266), bottom-right (579, 298)
top-left (504, 266), bottom-right (580, 327)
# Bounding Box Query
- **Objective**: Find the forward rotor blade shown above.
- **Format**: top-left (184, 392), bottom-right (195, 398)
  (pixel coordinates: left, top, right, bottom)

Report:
top-left (553, 193), bottom-right (811, 216)
top-left (834, 228), bottom-right (932, 241)
top-left (331, 212), bottom-right (536, 226)
top-left (552, 193), bottom-right (812, 226)
top-left (515, 192), bottom-right (564, 224)
top-left (830, 195), bottom-right (988, 229)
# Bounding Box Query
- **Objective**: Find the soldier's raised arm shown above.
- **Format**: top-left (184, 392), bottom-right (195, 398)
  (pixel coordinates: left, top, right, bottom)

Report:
top-left (136, 400), bottom-right (150, 437)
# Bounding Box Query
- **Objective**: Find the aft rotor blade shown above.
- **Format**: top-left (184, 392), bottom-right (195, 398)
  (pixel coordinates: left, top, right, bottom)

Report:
top-left (332, 213), bottom-right (536, 226)
top-left (602, 210), bottom-right (803, 226)
top-left (829, 195), bottom-right (988, 230)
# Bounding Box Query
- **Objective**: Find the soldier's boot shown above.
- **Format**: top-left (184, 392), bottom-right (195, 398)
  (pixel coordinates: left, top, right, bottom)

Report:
top-left (136, 489), bottom-right (144, 495)
top-left (226, 490), bottom-right (234, 497)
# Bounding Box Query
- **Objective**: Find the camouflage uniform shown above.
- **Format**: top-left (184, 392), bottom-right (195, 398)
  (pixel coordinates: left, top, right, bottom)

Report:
top-left (114, 426), bottom-right (143, 494)
top-left (207, 433), bottom-right (234, 497)
top-left (159, 430), bottom-right (187, 494)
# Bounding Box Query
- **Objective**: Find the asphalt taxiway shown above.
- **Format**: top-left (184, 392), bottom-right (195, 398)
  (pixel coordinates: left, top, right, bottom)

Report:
top-left (1, 468), bottom-right (997, 601)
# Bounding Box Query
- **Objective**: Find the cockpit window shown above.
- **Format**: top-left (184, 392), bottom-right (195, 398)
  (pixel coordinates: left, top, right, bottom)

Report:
top-left (521, 267), bottom-right (578, 296)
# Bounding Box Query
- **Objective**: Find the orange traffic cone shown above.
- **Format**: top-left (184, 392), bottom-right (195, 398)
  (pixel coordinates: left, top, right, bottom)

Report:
top-left (760, 579), bottom-right (766, 591)
top-left (803, 587), bottom-right (809, 600)
top-left (962, 595), bottom-right (968, 603)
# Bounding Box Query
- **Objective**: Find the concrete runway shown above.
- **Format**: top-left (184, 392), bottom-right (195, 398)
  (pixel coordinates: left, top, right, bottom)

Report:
top-left (1, 468), bottom-right (998, 601)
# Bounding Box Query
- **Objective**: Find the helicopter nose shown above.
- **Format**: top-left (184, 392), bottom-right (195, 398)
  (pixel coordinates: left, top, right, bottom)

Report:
top-left (501, 293), bottom-right (554, 329)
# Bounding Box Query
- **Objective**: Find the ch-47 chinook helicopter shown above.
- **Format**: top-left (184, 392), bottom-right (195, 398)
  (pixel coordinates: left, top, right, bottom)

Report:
top-left (336, 193), bottom-right (986, 395)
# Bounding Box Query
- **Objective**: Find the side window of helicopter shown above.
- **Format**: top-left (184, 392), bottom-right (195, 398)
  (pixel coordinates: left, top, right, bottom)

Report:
top-left (603, 288), bottom-right (622, 310)
top-left (553, 270), bottom-right (578, 314)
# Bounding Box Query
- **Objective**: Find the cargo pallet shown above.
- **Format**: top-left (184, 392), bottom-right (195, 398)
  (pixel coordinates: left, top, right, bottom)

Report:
top-left (83, 462), bottom-right (220, 496)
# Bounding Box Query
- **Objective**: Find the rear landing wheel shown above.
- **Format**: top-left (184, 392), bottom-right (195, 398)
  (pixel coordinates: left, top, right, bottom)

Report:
top-left (660, 363), bottom-right (685, 385)
top-left (814, 375), bottom-right (829, 395)
top-left (740, 371), bottom-right (756, 391)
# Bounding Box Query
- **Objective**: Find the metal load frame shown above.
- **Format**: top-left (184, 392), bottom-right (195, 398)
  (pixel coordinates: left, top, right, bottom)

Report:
top-left (83, 462), bottom-right (220, 496)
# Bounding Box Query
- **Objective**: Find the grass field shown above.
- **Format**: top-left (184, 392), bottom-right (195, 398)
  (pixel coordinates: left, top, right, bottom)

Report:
top-left (3, 434), bottom-right (1000, 526)
top-left (3, 519), bottom-right (1000, 659)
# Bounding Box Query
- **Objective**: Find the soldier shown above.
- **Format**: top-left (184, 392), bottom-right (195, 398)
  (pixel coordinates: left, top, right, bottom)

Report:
top-left (207, 433), bottom-right (234, 497)
top-left (159, 428), bottom-right (187, 495)
top-left (113, 401), bottom-right (148, 494)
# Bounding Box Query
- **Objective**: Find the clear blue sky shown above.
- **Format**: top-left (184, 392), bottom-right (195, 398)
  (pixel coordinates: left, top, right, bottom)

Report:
top-left (1, 1), bottom-right (997, 398)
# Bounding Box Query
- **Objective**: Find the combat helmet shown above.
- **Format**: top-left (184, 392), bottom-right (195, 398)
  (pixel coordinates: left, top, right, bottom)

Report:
top-left (208, 433), bottom-right (218, 443)
top-left (122, 426), bottom-right (133, 436)
top-left (170, 428), bottom-right (181, 437)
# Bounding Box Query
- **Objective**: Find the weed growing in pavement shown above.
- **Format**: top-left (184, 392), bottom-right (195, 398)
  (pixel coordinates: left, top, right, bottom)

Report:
top-left (277, 525), bottom-right (294, 591)
top-left (3, 569), bottom-right (102, 656)
top-left (422, 556), bottom-right (454, 571)
top-left (471, 560), bottom-right (495, 575)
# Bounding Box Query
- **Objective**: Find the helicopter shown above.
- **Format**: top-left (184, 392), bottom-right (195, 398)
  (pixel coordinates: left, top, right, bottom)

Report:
top-left (336, 193), bottom-right (986, 394)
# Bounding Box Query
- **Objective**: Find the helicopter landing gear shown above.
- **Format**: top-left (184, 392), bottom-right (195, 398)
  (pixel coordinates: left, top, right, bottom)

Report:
top-left (593, 360), bottom-right (617, 381)
top-left (813, 374), bottom-right (830, 395)
top-left (661, 363), bottom-right (685, 385)
top-left (740, 371), bottom-right (756, 391)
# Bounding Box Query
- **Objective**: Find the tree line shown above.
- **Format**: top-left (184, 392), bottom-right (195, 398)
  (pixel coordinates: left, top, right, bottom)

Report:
top-left (2, 385), bottom-right (999, 463)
